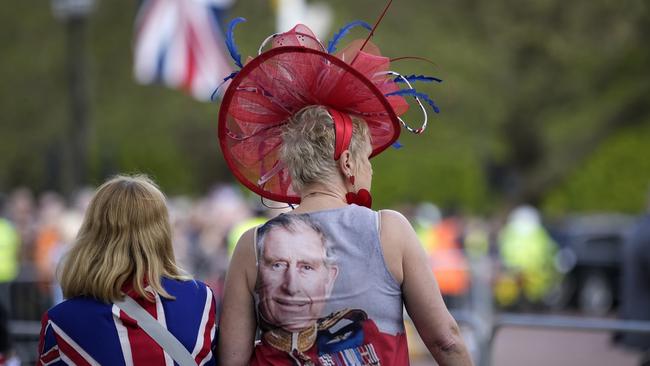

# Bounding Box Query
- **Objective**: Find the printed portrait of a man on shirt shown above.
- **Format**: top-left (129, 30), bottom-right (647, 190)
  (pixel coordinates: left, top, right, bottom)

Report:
top-left (253, 213), bottom-right (408, 366)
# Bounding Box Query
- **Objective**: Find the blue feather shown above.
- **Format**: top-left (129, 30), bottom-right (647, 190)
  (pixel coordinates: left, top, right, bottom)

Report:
top-left (392, 141), bottom-right (403, 149)
top-left (394, 74), bottom-right (443, 83)
top-left (226, 17), bottom-right (246, 68)
top-left (210, 71), bottom-right (239, 101)
top-left (385, 89), bottom-right (441, 113)
top-left (327, 20), bottom-right (372, 54)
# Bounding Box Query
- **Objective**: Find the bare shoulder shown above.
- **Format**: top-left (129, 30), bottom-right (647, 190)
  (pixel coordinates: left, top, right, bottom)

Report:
top-left (379, 209), bottom-right (415, 234)
top-left (379, 209), bottom-right (420, 248)
top-left (378, 209), bottom-right (419, 285)
top-left (219, 226), bottom-right (259, 364)
top-left (229, 227), bottom-right (258, 292)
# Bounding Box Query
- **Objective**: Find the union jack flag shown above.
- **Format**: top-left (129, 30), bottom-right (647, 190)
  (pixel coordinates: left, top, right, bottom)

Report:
top-left (133, 0), bottom-right (234, 101)
top-left (37, 279), bottom-right (217, 366)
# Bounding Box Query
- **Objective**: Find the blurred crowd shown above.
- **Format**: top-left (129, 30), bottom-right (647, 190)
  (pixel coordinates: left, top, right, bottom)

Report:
top-left (403, 202), bottom-right (563, 311)
top-left (0, 184), bottom-right (284, 313)
top-left (1, 184), bottom-right (648, 363)
top-left (0, 183), bottom-right (581, 316)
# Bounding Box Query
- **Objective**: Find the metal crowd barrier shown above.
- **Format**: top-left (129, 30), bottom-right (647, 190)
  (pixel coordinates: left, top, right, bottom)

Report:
top-left (7, 260), bottom-right (650, 366)
top-left (451, 309), bottom-right (650, 366)
top-left (449, 257), bottom-right (650, 366)
top-left (8, 320), bottom-right (41, 364)
top-left (3, 271), bottom-right (54, 365)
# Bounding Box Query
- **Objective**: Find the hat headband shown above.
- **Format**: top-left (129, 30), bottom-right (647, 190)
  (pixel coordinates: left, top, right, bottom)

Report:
top-left (328, 107), bottom-right (354, 161)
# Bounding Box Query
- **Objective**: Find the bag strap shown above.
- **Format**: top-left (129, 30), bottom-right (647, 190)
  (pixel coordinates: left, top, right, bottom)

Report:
top-left (114, 296), bottom-right (197, 366)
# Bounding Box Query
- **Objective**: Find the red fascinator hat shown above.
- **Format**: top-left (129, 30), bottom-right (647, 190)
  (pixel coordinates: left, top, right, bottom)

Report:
top-left (217, 13), bottom-right (441, 204)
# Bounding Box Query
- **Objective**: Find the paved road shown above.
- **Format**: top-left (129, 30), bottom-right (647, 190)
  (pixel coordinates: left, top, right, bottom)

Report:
top-left (409, 326), bottom-right (643, 366)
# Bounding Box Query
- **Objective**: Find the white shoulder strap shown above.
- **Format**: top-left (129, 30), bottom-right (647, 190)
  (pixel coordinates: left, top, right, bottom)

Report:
top-left (377, 210), bottom-right (382, 233)
top-left (114, 296), bottom-right (197, 366)
top-left (253, 224), bottom-right (263, 265)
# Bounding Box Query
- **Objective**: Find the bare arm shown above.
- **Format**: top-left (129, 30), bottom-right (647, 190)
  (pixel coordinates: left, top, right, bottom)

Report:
top-left (380, 210), bottom-right (473, 366)
top-left (218, 228), bottom-right (258, 366)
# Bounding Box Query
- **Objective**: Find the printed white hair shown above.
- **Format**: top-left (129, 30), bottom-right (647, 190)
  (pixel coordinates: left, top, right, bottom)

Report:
top-left (257, 213), bottom-right (336, 267)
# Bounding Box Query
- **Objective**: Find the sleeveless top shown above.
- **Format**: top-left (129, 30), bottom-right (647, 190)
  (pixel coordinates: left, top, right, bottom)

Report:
top-left (251, 204), bottom-right (409, 366)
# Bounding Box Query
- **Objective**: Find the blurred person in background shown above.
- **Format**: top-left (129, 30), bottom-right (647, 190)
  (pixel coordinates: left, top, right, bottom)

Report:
top-left (431, 208), bottom-right (470, 309)
top-left (31, 191), bottom-right (86, 305)
top-left (0, 197), bottom-right (20, 366)
top-left (37, 175), bottom-right (217, 365)
top-left (226, 197), bottom-right (288, 259)
top-left (413, 203), bottom-right (470, 309)
top-left (48, 210), bottom-right (84, 305)
top-left (168, 195), bottom-right (196, 273)
top-left (413, 202), bottom-right (442, 254)
top-left (616, 188), bottom-right (650, 366)
top-left (226, 213), bottom-right (267, 259)
top-left (186, 185), bottom-right (250, 298)
top-left (0, 199), bottom-right (20, 312)
top-left (34, 192), bottom-right (66, 292)
top-left (462, 218), bottom-right (491, 262)
top-left (496, 205), bottom-right (560, 309)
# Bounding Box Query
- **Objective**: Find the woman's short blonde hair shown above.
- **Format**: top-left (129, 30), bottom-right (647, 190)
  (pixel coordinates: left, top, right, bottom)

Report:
top-left (59, 174), bottom-right (189, 303)
top-left (280, 106), bottom-right (370, 192)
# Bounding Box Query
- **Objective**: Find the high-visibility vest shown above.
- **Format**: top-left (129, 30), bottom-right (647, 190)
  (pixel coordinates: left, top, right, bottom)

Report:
top-left (418, 219), bottom-right (470, 296)
top-left (0, 219), bottom-right (20, 282)
top-left (227, 217), bottom-right (268, 257)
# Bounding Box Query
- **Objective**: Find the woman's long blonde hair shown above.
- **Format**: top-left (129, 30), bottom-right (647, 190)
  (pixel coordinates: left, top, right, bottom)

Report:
top-left (59, 174), bottom-right (189, 303)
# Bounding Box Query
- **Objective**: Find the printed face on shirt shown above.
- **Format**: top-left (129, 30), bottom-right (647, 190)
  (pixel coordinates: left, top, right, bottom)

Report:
top-left (258, 222), bottom-right (338, 332)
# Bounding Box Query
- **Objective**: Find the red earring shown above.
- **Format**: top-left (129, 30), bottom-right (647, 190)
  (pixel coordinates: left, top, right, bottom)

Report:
top-left (345, 175), bottom-right (372, 209)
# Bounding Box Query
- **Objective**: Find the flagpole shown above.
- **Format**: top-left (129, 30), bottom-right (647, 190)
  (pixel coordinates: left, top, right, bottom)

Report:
top-left (51, 0), bottom-right (96, 196)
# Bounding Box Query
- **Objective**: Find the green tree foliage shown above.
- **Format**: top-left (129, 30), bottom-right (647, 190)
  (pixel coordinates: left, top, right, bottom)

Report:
top-left (0, 0), bottom-right (648, 214)
top-left (471, 0), bottom-right (650, 213)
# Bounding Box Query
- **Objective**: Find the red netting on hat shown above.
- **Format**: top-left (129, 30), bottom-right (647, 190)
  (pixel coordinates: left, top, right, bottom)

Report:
top-left (218, 25), bottom-right (409, 204)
